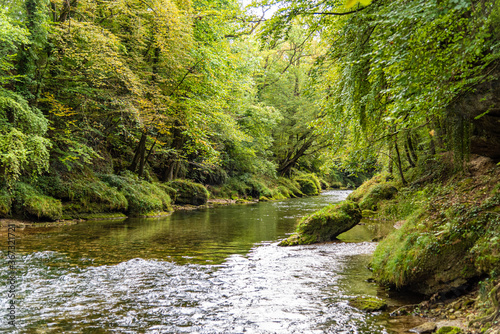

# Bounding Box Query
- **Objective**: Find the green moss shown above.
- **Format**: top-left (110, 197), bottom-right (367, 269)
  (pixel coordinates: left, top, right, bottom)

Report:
top-left (436, 326), bottom-right (463, 334)
top-left (13, 182), bottom-right (62, 221)
top-left (101, 173), bottom-right (172, 215)
top-left (277, 177), bottom-right (303, 197)
top-left (347, 173), bottom-right (391, 203)
top-left (349, 296), bottom-right (387, 312)
top-left (278, 233), bottom-right (316, 246)
top-left (294, 177), bottom-right (319, 196)
top-left (167, 179), bottom-right (210, 205)
top-left (280, 200), bottom-right (362, 246)
top-left (359, 183), bottom-right (398, 211)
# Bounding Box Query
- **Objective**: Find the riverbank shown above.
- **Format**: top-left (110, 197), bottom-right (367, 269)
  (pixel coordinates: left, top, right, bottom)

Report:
top-left (0, 171), bottom-right (341, 223)
top-left (346, 154), bottom-right (500, 334)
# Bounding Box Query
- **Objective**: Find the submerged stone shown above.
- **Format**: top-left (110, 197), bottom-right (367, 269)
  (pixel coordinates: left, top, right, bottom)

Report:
top-left (409, 322), bottom-right (437, 333)
top-left (278, 200), bottom-right (362, 246)
top-left (349, 296), bottom-right (387, 312)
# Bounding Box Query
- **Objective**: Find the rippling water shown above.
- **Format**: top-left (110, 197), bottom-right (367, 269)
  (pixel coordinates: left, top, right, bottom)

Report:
top-left (1, 191), bottom-right (423, 333)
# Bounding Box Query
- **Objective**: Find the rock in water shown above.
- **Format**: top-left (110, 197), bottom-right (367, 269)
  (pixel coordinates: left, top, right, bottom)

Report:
top-left (278, 200), bottom-right (362, 246)
top-left (349, 296), bottom-right (387, 312)
top-left (409, 322), bottom-right (437, 333)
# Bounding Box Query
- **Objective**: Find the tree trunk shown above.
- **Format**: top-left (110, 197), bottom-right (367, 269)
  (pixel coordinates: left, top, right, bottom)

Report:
top-left (404, 140), bottom-right (416, 168)
top-left (408, 133), bottom-right (419, 164)
top-left (394, 133), bottom-right (407, 185)
top-left (130, 132), bottom-right (147, 173)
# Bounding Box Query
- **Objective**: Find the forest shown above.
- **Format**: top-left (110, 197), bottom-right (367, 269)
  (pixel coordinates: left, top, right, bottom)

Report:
top-left (1, 0), bottom-right (500, 331)
top-left (1, 0), bottom-right (499, 218)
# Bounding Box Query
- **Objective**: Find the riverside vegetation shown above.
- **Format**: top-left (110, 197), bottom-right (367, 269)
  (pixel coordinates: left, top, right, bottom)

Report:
top-left (1, 0), bottom-right (500, 332)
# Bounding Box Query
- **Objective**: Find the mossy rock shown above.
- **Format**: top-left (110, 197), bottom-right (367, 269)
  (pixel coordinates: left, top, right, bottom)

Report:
top-left (294, 177), bottom-right (320, 196)
top-left (349, 296), bottom-right (387, 312)
top-left (101, 173), bottom-right (172, 215)
top-left (347, 173), bottom-right (391, 203)
top-left (362, 209), bottom-right (377, 217)
top-left (168, 179), bottom-right (210, 205)
top-left (279, 200), bottom-right (362, 246)
top-left (359, 183), bottom-right (398, 211)
top-left (436, 326), bottom-right (463, 334)
top-left (13, 182), bottom-right (62, 221)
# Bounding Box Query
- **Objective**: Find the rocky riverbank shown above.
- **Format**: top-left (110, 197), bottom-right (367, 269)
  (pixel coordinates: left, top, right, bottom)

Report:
top-left (347, 155), bottom-right (500, 334)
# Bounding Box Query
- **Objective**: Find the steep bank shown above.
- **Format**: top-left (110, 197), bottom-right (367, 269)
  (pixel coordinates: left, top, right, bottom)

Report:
top-left (0, 172), bottom-right (333, 222)
top-left (347, 155), bottom-right (500, 333)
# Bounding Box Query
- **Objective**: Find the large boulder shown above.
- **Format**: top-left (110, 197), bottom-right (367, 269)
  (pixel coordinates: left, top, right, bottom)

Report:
top-left (279, 200), bottom-right (362, 246)
top-left (168, 179), bottom-right (210, 205)
top-left (359, 183), bottom-right (398, 211)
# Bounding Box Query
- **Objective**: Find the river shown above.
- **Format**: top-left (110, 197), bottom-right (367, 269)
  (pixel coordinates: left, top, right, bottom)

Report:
top-left (1, 190), bottom-right (424, 333)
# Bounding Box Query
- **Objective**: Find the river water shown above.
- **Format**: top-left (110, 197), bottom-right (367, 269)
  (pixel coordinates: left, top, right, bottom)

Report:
top-left (1, 190), bottom-right (424, 333)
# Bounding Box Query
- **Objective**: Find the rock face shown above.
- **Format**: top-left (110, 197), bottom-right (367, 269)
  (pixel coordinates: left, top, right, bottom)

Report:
top-left (448, 76), bottom-right (500, 160)
top-left (279, 200), bottom-right (362, 246)
top-left (168, 180), bottom-right (210, 205)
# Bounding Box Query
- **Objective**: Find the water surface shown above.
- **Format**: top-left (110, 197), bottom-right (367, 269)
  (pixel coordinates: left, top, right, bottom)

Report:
top-left (1, 190), bottom-right (423, 333)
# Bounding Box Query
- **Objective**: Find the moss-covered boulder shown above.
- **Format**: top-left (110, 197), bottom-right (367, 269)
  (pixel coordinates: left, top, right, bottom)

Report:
top-left (101, 173), bottom-right (172, 215)
top-left (279, 200), bottom-right (362, 246)
top-left (347, 173), bottom-right (391, 202)
top-left (13, 182), bottom-right (62, 221)
top-left (359, 183), bottom-right (398, 211)
top-left (294, 177), bottom-right (320, 196)
top-left (346, 173), bottom-right (397, 211)
top-left (349, 296), bottom-right (387, 312)
top-left (168, 179), bottom-right (210, 205)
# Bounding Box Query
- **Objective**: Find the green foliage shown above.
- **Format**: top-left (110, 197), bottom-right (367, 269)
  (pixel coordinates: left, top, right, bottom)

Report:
top-left (0, 90), bottom-right (51, 185)
top-left (12, 182), bottom-right (62, 220)
top-left (0, 188), bottom-right (12, 217)
top-left (167, 179), bottom-right (210, 205)
top-left (101, 173), bottom-right (172, 215)
top-left (277, 177), bottom-right (304, 197)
